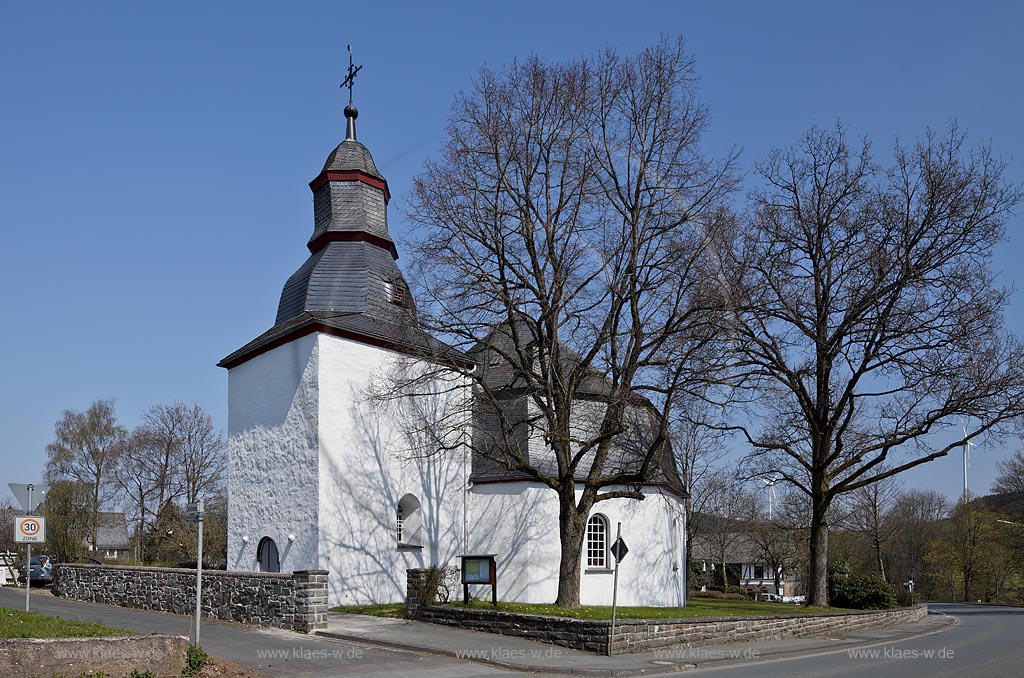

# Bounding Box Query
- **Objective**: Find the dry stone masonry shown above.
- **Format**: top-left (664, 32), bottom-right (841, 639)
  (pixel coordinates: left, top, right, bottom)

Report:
top-left (53, 563), bottom-right (328, 633)
top-left (406, 568), bottom-right (927, 655)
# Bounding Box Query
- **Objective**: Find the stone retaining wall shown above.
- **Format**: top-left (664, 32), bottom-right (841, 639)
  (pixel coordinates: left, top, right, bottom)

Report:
top-left (53, 564), bottom-right (328, 633)
top-left (0, 635), bottom-right (188, 678)
top-left (407, 567), bottom-right (927, 655)
top-left (609, 604), bottom-right (928, 654)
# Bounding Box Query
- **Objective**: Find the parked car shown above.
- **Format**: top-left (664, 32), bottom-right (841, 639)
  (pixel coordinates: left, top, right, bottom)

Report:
top-left (783, 595), bottom-right (807, 604)
top-left (761, 593), bottom-right (783, 602)
top-left (18, 555), bottom-right (56, 586)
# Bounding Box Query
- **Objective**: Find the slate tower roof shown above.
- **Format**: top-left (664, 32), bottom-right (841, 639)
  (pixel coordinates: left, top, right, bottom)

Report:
top-left (220, 102), bottom-right (466, 369)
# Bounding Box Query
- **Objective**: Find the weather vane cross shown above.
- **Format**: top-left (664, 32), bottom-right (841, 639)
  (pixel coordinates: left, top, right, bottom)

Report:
top-left (340, 44), bottom-right (363, 106)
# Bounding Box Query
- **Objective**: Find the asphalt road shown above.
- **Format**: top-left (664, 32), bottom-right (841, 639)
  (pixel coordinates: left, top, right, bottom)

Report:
top-left (683, 603), bottom-right (1024, 677)
top-left (0, 587), bottom-right (522, 677)
top-left (4, 589), bottom-right (1022, 677)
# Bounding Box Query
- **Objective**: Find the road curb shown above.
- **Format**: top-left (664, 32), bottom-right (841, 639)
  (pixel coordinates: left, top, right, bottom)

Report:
top-left (315, 629), bottom-right (661, 676)
top-left (670, 612), bottom-right (959, 673)
top-left (315, 612), bottom-right (958, 677)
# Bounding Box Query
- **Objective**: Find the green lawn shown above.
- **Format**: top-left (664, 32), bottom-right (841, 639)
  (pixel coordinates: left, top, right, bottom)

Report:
top-left (0, 607), bottom-right (134, 638)
top-left (332, 598), bottom-right (845, 620)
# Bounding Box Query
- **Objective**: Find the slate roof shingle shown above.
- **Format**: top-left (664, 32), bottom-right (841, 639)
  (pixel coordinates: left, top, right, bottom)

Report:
top-left (93, 512), bottom-right (129, 550)
top-left (221, 135), bottom-right (467, 368)
top-left (467, 321), bottom-right (686, 496)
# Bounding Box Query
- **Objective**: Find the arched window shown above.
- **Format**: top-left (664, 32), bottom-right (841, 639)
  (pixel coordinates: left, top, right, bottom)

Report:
top-left (397, 494), bottom-right (422, 546)
top-left (586, 514), bottom-right (609, 568)
top-left (257, 537), bottom-right (280, 573)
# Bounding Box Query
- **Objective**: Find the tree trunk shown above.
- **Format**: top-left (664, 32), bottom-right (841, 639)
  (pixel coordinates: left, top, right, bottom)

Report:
top-left (807, 492), bottom-right (830, 607)
top-left (684, 534), bottom-right (694, 590)
top-left (91, 477), bottom-right (101, 553)
top-left (554, 490), bottom-right (586, 608)
top-left (874, 536), bottom-right (886, 583)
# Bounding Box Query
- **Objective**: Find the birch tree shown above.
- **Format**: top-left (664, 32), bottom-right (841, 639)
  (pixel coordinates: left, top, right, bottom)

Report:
top-left (45, 399), bottom-right (126, 550)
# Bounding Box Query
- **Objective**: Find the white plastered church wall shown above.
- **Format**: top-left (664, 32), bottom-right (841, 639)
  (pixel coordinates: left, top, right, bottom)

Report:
top-left (466, 393), bottom-right (686, 606)
top-left (316, 332), bottom-right (470, 607)
top-left (226, 333), bottom-right (321, 573)
top-left (467, 483), bottom-right (685, 606)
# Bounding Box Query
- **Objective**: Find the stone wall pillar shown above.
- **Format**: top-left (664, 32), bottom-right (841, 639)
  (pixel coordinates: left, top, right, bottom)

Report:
top-left (406, 568), bottom-right (427, 615)
top-left (294, 569), bottom-right (329, 632)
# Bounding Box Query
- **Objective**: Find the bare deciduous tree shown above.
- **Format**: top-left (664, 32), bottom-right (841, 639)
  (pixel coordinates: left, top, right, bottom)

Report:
top-left (994, 450), bottom-right (1024, 515)
top-left (178, 404), bottom-right (226, 504)
top-left (837, 471), bottom-right (902, 582)
top-left (115, 428), bottom-right (166, 562)
top-left (45, 399), bottom-right (126, 550)
top-left (404, 37), bottom-right (737, 607)
top-left (749, 489), bottom-right (802, 594)
top-left (114, 402), bottom-right (225, 563)
top-left (699, 482), bottom-right (757, 588)
top-left (672, 406), bottom-right (727, 576)
top-left (888, 488), bottom-right (948, 598)
top-left (725, 123), bottom-right (1024, 606)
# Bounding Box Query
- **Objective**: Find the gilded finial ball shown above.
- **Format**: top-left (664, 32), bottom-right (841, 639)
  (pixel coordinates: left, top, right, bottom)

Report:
top-left (344, 104), bottom-right (359, 119)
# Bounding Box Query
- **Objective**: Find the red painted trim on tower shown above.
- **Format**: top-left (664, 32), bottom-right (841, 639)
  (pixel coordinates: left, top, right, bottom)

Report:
top-left (308, 170), bottom-right (391, 203)
top-left (306, 231), bottom-right (400, 259)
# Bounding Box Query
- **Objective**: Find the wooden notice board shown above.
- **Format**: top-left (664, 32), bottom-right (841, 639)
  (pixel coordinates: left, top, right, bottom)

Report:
top-left (461, 554), bottom-right (497, 605)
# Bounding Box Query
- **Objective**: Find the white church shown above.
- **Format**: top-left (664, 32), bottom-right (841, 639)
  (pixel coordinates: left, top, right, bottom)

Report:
top-left (220, 91), bottom-right (687, 609)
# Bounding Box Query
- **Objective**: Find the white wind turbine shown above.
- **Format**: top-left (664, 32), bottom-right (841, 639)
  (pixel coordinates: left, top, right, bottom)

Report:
top-left (761, 474), bottom-right (780, 520)
top-left (961, 418), bottom-right (976, 503)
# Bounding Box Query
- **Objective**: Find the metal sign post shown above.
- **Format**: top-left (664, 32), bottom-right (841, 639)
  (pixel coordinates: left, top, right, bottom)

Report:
top-left (12, 485), bottom-right (48, 613)
top-left (608, 523), bottom-right (629, 656)
top-left (26, 484), bottom-right (32, 613)
top-left (186, 500), bottom-right (205, 647)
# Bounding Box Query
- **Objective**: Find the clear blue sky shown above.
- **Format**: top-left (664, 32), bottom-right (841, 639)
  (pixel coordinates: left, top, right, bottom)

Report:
top-left (2, 1), bottom-right (1022, 504)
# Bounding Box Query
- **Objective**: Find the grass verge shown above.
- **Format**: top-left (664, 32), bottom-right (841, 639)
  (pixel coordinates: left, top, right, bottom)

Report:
top-left (0, 606), bottom-right (134, 638)
top-left (452, 598), bottom-right (847, 619)
top-left (333, 598), bottom-right (847, 620)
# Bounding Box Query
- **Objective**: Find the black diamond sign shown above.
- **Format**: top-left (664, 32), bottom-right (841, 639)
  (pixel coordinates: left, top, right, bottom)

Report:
top-left (610, 536), bottom-right (629, 563)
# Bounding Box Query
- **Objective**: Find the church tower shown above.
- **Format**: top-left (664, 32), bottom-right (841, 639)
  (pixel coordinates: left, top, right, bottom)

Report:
top-left (222, 99), bottom-right (419, 368)
top-left (219, 57), bottom-right (469, 605)
top-left (220, 52), bottom-right (686, 609)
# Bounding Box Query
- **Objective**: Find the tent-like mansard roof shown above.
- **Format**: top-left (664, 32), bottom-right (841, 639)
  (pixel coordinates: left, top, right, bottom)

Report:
top-left (466, 320), bottom-right (687, 497)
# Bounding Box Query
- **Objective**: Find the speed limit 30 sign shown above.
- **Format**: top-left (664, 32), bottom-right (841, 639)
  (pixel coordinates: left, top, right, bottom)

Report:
top-left (15, 516), bottom-right (45, 543)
